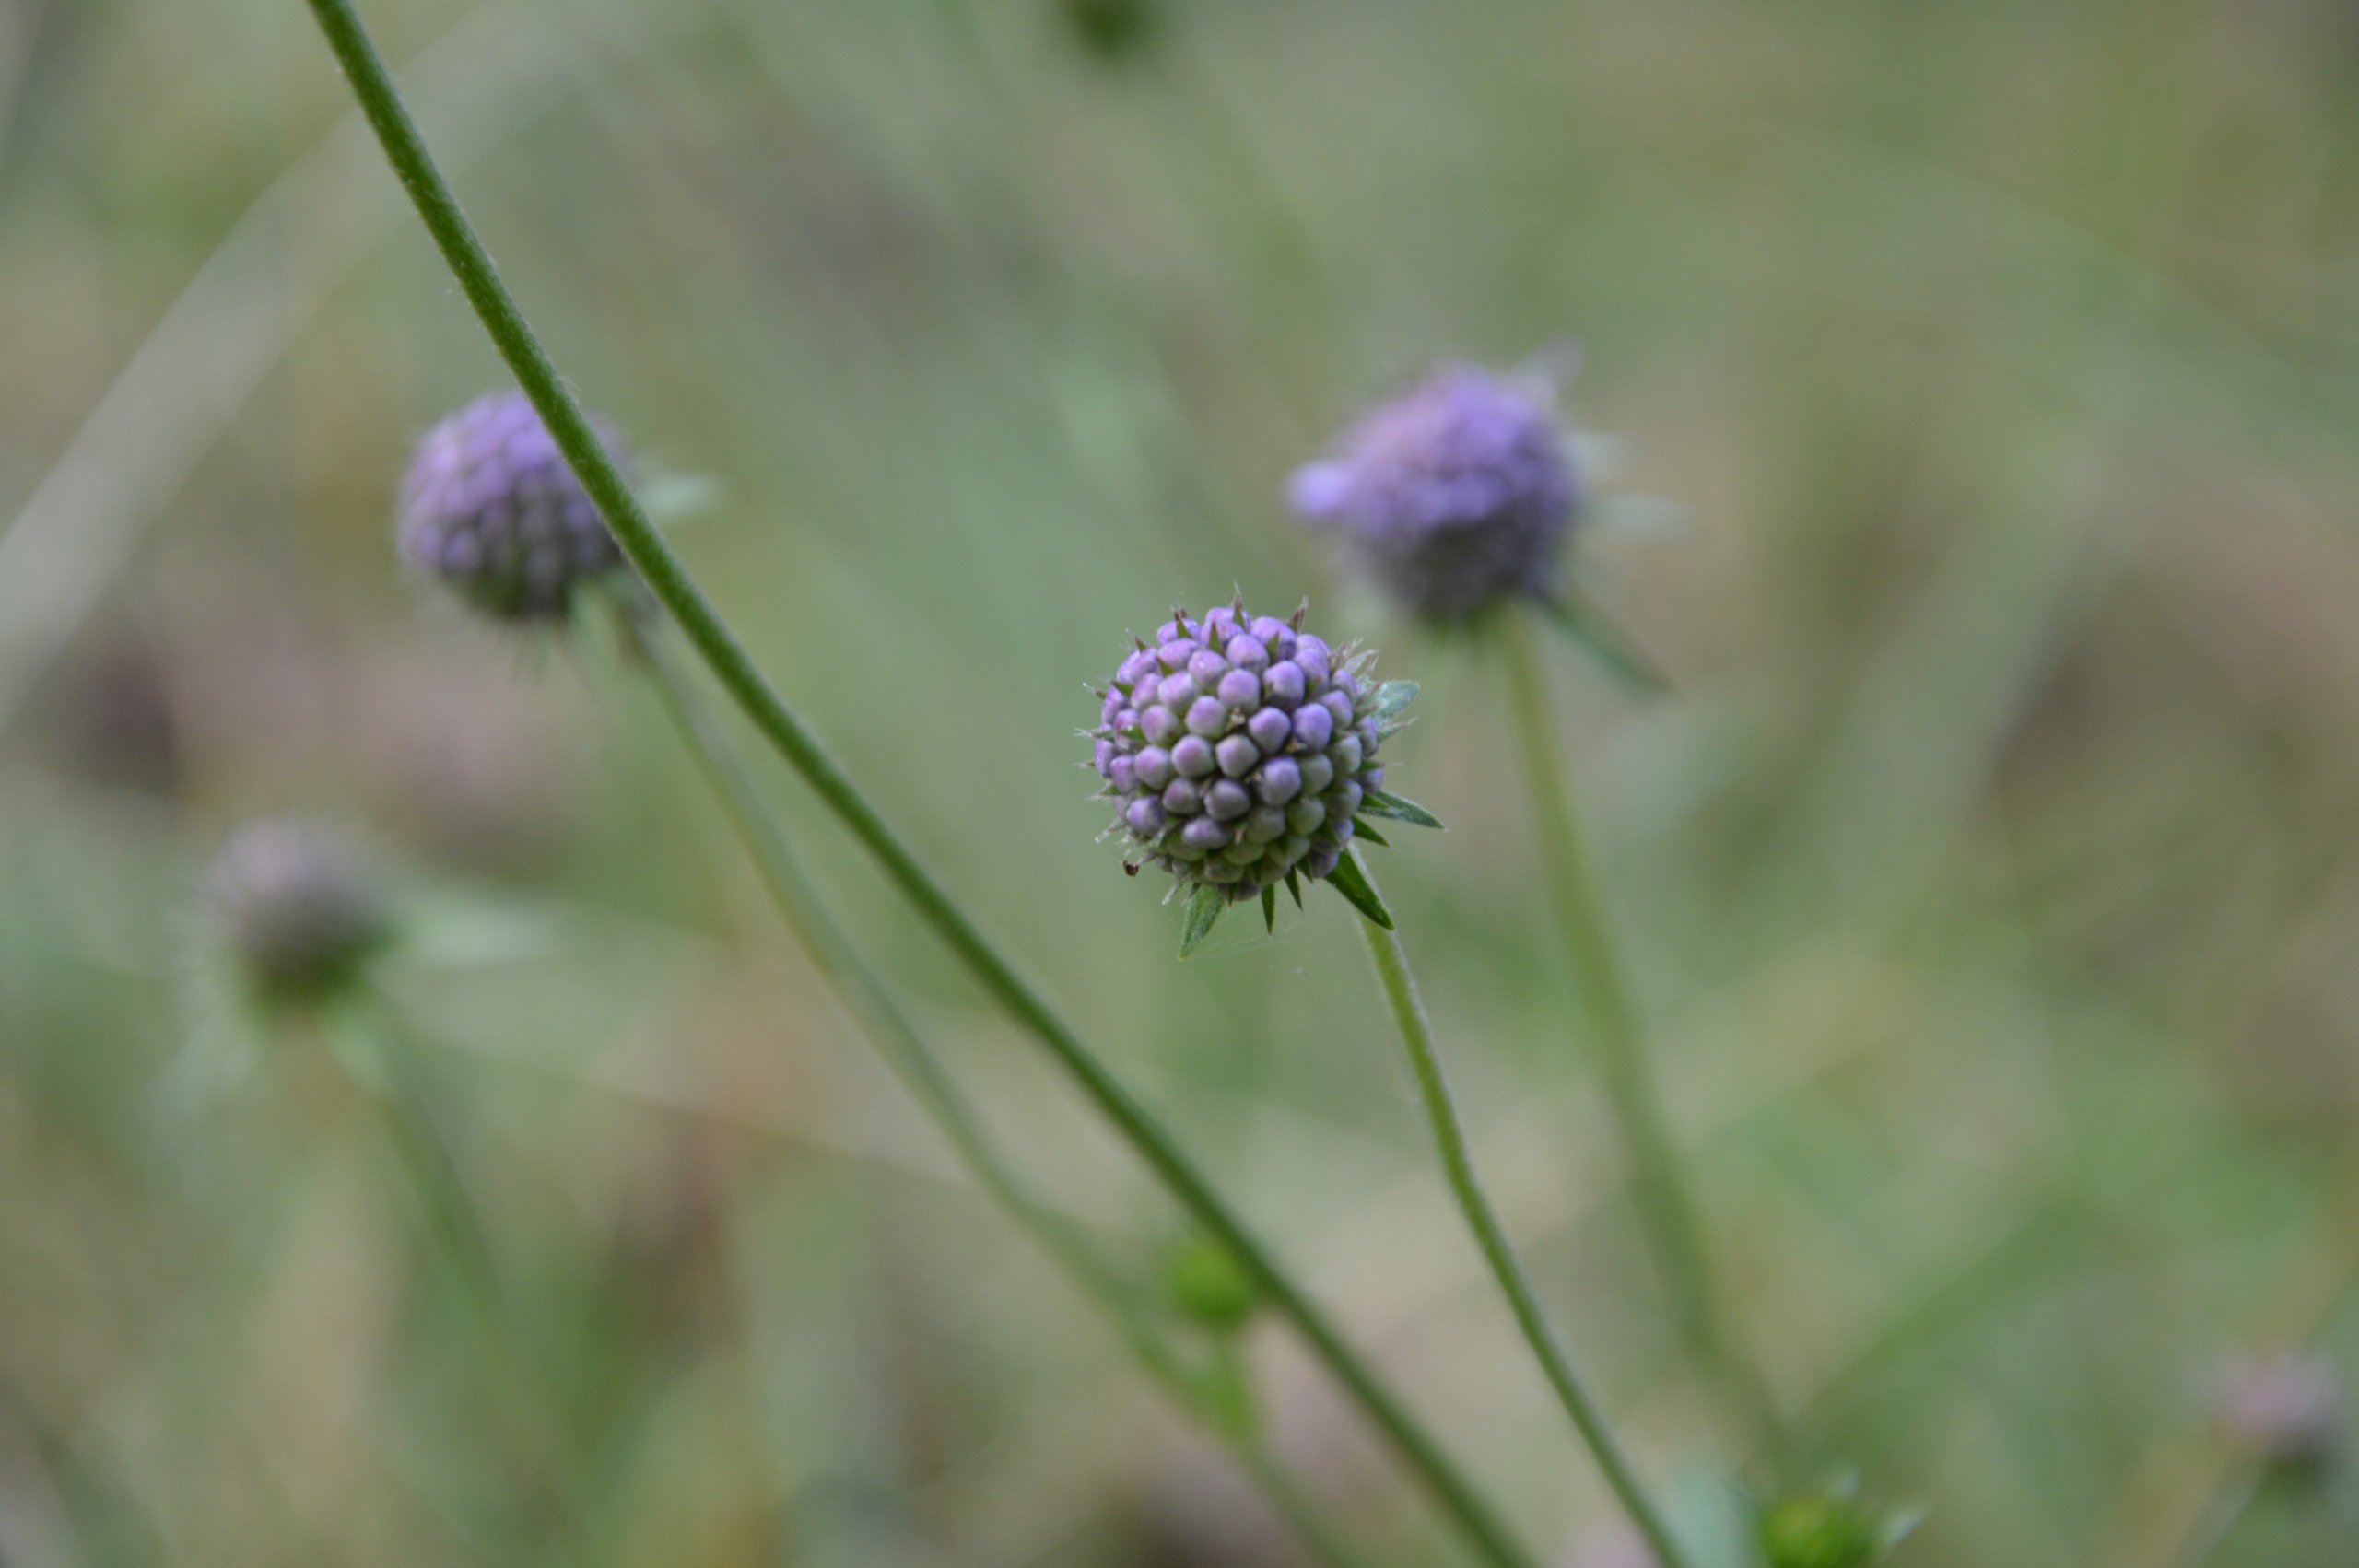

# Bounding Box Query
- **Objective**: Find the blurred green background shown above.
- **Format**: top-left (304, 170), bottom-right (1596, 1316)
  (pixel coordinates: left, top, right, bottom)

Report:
top-left (6, 0), bottom-right (2359, 1562)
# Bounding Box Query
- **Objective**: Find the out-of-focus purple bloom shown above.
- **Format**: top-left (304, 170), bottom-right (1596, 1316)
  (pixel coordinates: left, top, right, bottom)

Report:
top-left (2222, 1353), bottom-right (2341, 1477)
top-left (1290, 363), bottom-right (1579, 621)
top-left (208, 820), bottom-right (389, 1002)
top-left (1089, 603), bottom-right (1391, 903)
top-left (397, 391), bottom-right (632, 622)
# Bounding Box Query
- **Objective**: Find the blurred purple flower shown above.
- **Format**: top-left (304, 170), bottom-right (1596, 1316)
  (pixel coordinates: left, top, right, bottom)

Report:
top-left (2223, 1353), bottom-right (2341, 1477)
top-left (1090, 603), bottom-right (1391, 904)
top-left (397, 391), bottom-right (632, 622)
top-left (1290, 363), bottom-right (1579, 621)
top-left (208, 819), bottom-right (389, 1001)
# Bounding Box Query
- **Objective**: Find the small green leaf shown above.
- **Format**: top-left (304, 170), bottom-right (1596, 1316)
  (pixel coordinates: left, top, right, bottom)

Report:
top-left (1325, 853), bottom-right (1394, 929)
top-left (1284, 869), bottom-right (1304, 908)
top-left (1371, 680), bottom-right (1419, 720)
top-left (1353, 819), bottom-right (1391, 848)
top-left (1260, 884), bottom-right (1278, 934)
top-left (1537, 596), bottom-right (1670, 696)
top-left (1361, 790), bottom-right (1444, 829)
top-left (1180, 885), bottom-right (1226, 958)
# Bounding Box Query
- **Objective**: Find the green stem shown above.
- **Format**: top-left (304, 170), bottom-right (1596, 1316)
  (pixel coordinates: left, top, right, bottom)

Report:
top-left (622, 614), bottom-right (1375, 1568)
top-left (328, 999), bottom-right (581, 1558)
top-left (295, 7), bottom-right (1528, 1555)
top-left (1349, 850), bottom-right (1691, 1568)
top-left (1497, 610), bottom-right (1784, 1461)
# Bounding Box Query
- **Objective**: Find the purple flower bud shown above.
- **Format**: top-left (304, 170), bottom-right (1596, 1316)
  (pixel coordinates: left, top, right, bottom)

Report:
top-left (1286, 363), bottom-right (1579, 620)
top-left (1291, 704), bottom-right (1333, 751)
top-left (1086, 604), bottom-right (1411, 905)
top-left (397, 392), bottom-right (635, 622)
top-left (1215, 734), bottom-right (1260, 778)
top-left (1181, 815), bottom-right (1232, 852)
top-left (1204, 779), bottom-right (1251, 821)
top-left (1255, 757), bottom-right (1303, 805)
top-left (1247, 708), bottom-right (1292, 755)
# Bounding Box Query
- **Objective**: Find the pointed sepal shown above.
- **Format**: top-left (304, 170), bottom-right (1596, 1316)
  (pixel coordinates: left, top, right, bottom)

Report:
top-left (1260, 884), bottom-right (1278, 934)
top-left (1371, 680), bottom-right (1418, 721)
top-left (1325, 853), bottom-right (1394, 930)
top-left (1180, 885), bottom-right (1226, 958)
top-left (1284, 869), bottom-right (1304, 909)
top-left (1360, 790), bottom-right (1444, 829)
top-left (1353, 819), bottom-right (1391, 848)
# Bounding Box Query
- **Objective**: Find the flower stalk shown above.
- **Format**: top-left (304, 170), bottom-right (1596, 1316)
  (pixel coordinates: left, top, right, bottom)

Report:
top-left (617, 609), bottom-right (1374, 1568)
top-left (325, 996), bottom-right (584, 1553)
top-left (1348, 848), bottom-right (1693, 1568)
top-left (299, 3), bottom-right (1532, 1560)
top-left (1497, 609), bottom-right (1785, 1461)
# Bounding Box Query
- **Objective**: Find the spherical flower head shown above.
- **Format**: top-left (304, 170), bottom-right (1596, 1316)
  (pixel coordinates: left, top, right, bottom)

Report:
top-left (208, 820), bottom-right (389, 1003)
top-left (397, 391), bottom-right (633, 623)
top-left (1289, 363), bottom-right (1579, 621)
top-left (2222, 1354), bottom-right (2341, 1479)
top-left (1090, 603), bottom-right (1392, 906)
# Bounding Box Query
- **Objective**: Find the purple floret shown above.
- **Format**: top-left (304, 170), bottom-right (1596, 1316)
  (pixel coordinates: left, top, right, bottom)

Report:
top-left (397, 391), bottom-right (634, 622)
top-left (1289, 364), bottom-right (1579, 621)
top-left (1089, 603), bottom-right (1394, 904)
